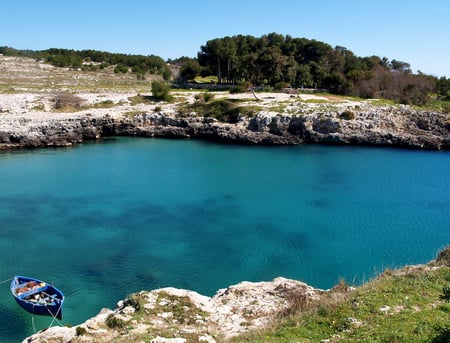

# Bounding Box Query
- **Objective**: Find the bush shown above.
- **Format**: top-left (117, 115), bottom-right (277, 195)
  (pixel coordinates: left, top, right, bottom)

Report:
top-left (195, 92), bottom-right (215, 103)
top-left (202, 100), bottom-right (240, 123)
top-left (442, 103), bottom-right (450, 114)
top-left (436, 246), bottom-right (450, 266)
top-left (340, 110), bottom-right (355, 120)
top-left (151, 80), bottom-right (172, 101)
top-left (54, 92), bottom-right (85, 110)
top-left (114, 63), bottom-right (128, 74)
top-left (75, 327), bottom-right (87, 336)
top-left (124, 293), bottom-right (143, 311)
top-left (440, 285), bottom-right (450, 303)
top-left (105, 314), bottom-right (126, 329)
top-left (230, 81), bottom-right (252, 94)
top-left (276, 290), bottom-right (310, 319)
top-left (162, 68), bottom-right (172, 81)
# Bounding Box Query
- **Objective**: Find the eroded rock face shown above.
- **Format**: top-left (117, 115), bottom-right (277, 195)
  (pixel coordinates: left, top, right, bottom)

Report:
top-left (23, 277), bottom-right (325, 343)
top-left (1, 103), bottom-right (448, 150)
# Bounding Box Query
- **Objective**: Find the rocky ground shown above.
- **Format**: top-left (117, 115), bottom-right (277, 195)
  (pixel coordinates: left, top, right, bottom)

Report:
top-left (23, 277), bottom-right (330, 343)
top-left (1, 56), bottom-right (449, 151)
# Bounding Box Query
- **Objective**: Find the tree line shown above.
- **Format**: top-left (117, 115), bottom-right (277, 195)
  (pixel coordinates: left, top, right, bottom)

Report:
top-left (2, 35), bottom-right (450, 105)
top-left (175, 33), bottom-right (450, 105)
top-left (0, 46), bottom-right (171, 80)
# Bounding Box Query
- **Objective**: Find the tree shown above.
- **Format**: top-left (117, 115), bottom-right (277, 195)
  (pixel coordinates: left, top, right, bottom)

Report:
top-left (151, 80), bottom-right (172, 101)
top-left (179, 58), bottom-right (201, 83)
top-left (390, 59), bottom-right (411, 73)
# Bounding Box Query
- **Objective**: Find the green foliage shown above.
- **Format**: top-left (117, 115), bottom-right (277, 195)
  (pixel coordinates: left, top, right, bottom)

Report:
top-left (114, 63), bottom-right (129, 74)
top-left (162, 68), bottom-right (172, 81)
top-left (340, 110), bottom-right (355, 120)
top-left (124, 293), bottom-right (144, 311)
top-left (231, 264), bottom-right (450, 343)
top-left (440, 285), bottom-right (450, 302)
top-left (436, 246), bottom-right (450, 266)
top-left (178, 57), bottom-right (202, 82)
top-left (0, 47), bottom-right (168, 77)
top-left (152, 291), bottom-right (209, 325)
top-left (105, 314), bottom-right (126, 329)
top-left (194, 92), bottom-right (214, 102)
top-left (75, 326), bottom-right (87, 336)
top-left (179, 98), bottom-right (256, 123)
top-left (230, 81), bottom-right (253, 94)
top-left (203, 92), bottom-right (214, 102)
top-left (196, 33), bottom-right (439, 105)
top-left (128, 95), bottom-right (153, 105)
top-left (151, 80), bottom-right (172, 101)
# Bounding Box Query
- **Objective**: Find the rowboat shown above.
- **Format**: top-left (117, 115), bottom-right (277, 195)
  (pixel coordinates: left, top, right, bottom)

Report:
top-left (10, 276), bottom-right (64, 320)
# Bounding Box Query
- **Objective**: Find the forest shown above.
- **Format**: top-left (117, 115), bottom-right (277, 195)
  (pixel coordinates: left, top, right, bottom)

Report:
top-left (178, 33), bottom-right (450, 106)
top-left (2, 33), bottom-right (450, 106)
top-left (0, 46), bottom-right (171, 80)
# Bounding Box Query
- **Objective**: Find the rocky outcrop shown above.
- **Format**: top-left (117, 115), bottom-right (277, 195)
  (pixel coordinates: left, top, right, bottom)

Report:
top-left (1, 103), bottom-right (449, 150)
top-left (23, 277), bottom-right (327, 343)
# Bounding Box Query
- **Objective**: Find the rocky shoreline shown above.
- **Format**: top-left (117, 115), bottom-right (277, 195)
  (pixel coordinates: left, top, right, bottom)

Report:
top-left (0, 91), bottom-right (449, 151)
top-left (23, 277), bottom-right (329, 343)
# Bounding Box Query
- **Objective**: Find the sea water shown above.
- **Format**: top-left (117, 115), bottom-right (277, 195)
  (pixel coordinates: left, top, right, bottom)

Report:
top-left (0, 137), bottom-right (449, 341)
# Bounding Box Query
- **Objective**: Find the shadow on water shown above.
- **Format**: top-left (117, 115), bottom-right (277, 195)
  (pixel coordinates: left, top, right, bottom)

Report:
top-left (284, 231), bottom-right (311, 252)
top-left (308, 198), bottom-right (330, 209)
top-left (0, 305), bottom-right (33, 342)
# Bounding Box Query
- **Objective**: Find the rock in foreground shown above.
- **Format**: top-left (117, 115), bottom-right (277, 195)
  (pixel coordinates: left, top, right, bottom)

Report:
top-left (24, 277), bottom-right (324, 343)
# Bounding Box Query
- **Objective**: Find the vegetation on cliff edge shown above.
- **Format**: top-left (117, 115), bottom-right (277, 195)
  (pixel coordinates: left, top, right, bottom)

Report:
top-left (232, 246), bottom-right (450, 343)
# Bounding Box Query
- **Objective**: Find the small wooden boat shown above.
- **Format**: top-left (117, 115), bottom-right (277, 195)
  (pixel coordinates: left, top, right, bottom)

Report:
top-left (10, 276), bottom-right (64, 320)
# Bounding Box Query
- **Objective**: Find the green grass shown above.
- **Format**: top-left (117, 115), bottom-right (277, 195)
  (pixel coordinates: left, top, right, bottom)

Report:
top-left (231, 261), bottom-right (450, 343)
top-left (177, 98), bottom-right (261, 122)
top-left (194, 75), bottom-right (218, 83)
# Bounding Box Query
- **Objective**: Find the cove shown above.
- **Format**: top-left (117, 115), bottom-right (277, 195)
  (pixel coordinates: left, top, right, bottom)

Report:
top-left (0, 137), bottom-right (449, 342)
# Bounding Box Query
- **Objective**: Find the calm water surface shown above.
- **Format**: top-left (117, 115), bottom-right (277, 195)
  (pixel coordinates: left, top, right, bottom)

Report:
top-left (0, 138), bottom-right (449, 341)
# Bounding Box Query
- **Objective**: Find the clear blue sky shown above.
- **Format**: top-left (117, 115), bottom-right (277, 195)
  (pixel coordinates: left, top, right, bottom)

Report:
top-left (2, 0), bottom-right (449, 77)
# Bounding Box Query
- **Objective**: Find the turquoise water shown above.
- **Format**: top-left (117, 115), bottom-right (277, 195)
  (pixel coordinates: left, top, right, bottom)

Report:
top-left (0, 137), bottom-right (449, 341)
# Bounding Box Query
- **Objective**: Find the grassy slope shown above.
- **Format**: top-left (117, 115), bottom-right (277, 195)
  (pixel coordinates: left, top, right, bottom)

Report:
top-left (232, 252), bottom-right (450, 343)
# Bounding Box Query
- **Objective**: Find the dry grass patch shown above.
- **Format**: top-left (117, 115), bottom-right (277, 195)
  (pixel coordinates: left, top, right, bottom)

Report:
top-left (53, 92), bottom-right (85, 111)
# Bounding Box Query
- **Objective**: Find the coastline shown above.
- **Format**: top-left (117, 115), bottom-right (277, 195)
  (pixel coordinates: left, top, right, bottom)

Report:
top-left (2, 56), bottom-right (449, 342)
top-left (0, 90), bottom-right (449, 151)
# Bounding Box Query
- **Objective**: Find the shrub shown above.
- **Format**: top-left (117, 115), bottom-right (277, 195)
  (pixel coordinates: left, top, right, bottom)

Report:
top-left (442, 103), bottom-right (450, 114)
top-left (124, 293), bottom-right (143, 311)
top-left (203, 92), bottom-right (215, 102)
top-left (440, 285), bottom-right (450, 303)
top-left (230, 81), bottom-right (252, 94)
top-left (195, 92), bottom-right (215, 103)
top-left (114, 63), bottom-right (128, 74)
top-left (277, 290), bottom-right (310, 319)
top-left (436, 246), bottom-right (450, 266)
top-left (136, 73), bottom-right (145, 80)
top-left (203, 100), bottom-right (240, 123)
top-left (75, 327), bottom-right (87, 336)
top-left (340, 110), bottom-right (355, 120)
top-left (105, 314), bottom-right (126, 329)
top-left (162, 68), bottom-right (172, 81)
top-left (151, 80), bottom-right (172, 101)
top-left (53, 92), bottom-right (85, 110)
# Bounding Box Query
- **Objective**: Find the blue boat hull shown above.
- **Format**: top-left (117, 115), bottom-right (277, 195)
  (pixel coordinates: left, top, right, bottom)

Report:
top-left (10, 276), bottom-right (64, 320)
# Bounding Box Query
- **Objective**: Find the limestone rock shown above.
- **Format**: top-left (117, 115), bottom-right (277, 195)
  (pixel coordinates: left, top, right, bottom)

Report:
top-left (22, 277), bottom-right (326, 343)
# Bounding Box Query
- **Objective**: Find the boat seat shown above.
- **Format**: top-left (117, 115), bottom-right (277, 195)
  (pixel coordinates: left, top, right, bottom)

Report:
top-left (18, 286), bottom-right (47, 299)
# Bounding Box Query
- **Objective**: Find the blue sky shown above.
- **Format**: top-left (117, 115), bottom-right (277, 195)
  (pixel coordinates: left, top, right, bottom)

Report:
top-left (2, 0), bottom-right (449, 77)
